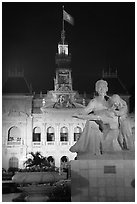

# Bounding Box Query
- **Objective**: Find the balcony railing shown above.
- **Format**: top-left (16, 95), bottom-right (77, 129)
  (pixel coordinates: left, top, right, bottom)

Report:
top-left (46, 142), bottom-right (55, 145)
top-left (32, 142), bottom-right (41, 146)
top-left (7, 141), bottom-right (21, 146)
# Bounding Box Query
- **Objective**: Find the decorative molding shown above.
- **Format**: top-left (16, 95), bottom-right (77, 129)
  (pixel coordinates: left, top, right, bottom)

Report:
top-left (3, 110), bottom-right (29, 118)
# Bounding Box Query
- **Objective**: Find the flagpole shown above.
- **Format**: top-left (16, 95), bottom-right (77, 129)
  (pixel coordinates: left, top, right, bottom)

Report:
top-left (62, 5), bottom-right (64, 45)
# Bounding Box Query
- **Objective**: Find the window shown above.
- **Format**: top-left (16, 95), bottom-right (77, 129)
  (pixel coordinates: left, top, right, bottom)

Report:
top-left (9, 157), bottom-right (18, 168)
top-left (58, 44), bottom-right (68, 55)
top-left (74, 126), bottom-right (82, 141)
top-left (8, 126), bottom-right (21, 145)
top-left (60, 127), bottom-right (68, 141)
top-left (33, 127), bottom-right (41, 142)
top-left (47, 156), bottom-right (55, 166)
top-left (60, 156), bottom-right (69, 170)
top-left (47, 127), bottom-right (55, 142)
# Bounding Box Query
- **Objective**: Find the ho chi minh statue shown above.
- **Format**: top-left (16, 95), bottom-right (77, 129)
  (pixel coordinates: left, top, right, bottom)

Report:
top-left (69, 79), bottom-right (134, 156)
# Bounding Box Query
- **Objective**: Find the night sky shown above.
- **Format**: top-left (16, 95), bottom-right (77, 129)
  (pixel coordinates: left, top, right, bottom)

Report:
top-left (2, 2), bottom-right (135, 94)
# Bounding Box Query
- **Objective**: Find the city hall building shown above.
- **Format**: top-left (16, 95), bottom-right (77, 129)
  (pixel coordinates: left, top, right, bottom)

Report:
top-left (2, 30), bottom-right (130, 170)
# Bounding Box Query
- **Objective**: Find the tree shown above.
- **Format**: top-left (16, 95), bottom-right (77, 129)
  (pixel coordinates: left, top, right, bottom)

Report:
top-left (24, 152), bottom-right (51, 171)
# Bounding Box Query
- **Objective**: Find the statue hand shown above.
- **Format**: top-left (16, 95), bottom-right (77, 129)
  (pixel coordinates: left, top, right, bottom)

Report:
top-left (72, 113), bottom-right (88, 120)
top-left (72, 115), bottom-right (79, 118)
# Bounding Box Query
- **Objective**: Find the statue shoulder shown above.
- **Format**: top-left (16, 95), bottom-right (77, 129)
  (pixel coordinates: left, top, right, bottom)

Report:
top-left (88, 98), bottom-right (98, 106)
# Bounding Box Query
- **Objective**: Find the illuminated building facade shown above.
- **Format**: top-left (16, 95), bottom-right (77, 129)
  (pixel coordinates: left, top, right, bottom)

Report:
top-left (2, 30), bottom-right (130, 170)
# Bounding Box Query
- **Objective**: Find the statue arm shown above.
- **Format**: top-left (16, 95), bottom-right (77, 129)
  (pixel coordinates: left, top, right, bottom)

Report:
top-left (73, 108), bottom-right (115, 121)
top-left (73, 113), bottom-right (101, 121)
top-left (72, 99), bottom-right (95, 117)
top-left (82, 99), bottom-right (95, 114)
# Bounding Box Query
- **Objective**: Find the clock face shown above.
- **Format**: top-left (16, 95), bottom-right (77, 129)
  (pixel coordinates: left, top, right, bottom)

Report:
top-left (58, 71), bottom-right (69, 84)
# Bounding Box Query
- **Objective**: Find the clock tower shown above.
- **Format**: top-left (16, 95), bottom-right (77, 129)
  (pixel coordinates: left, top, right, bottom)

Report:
top-left (54, 30), bottom-right (72, 92)
top-left (41, 28), bottom-right (83, 110)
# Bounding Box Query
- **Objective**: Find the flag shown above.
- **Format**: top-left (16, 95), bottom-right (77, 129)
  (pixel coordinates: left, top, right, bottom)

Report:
top-left (63, 10), bottom-right (74, 25)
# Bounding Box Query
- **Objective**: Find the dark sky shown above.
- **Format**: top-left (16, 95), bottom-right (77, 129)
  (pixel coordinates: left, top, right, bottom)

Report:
top-left (2, 2), bottom-right (135, 94)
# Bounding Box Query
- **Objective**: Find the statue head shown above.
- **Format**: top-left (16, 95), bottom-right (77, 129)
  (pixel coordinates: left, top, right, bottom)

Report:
top-left (95, 79), bottom-right (108, 96)
top-left (110, 94), bottom-right (121, 107)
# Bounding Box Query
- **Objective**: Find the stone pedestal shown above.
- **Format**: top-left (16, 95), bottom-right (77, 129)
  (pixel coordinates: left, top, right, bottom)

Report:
top-left (71, 151), bottom-right (135, 202)
top-left (77, 150), bottom-right (135, 160)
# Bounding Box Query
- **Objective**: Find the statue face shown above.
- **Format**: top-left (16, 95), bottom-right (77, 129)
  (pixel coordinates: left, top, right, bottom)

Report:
top-left (98, 86), bottom-right (106, 95)
top-left (95, 80), bottom-right (108, 97)
top-left (96, 84), bottom-right (108, 97)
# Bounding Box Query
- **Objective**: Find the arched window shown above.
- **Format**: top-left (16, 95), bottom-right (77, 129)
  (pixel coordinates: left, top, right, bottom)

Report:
top-left (74, 126), bottom-right (82, 141)
top-left (8, 126), bottom-right (21, 144)
top-left (61, 156), bottom-right (68, 163)
top-left (60, 127), bottom-right (68, 141)
top-left (47, 156), bottom-right (55, 166)
top-left (9, 157), bottom-right (19, 168)
top-left (33, 127), bottom-right (41, 142)
top-left (60, 156), bottom-right (69, 171)
top-left (47, 127), bottom-right (55, 142)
